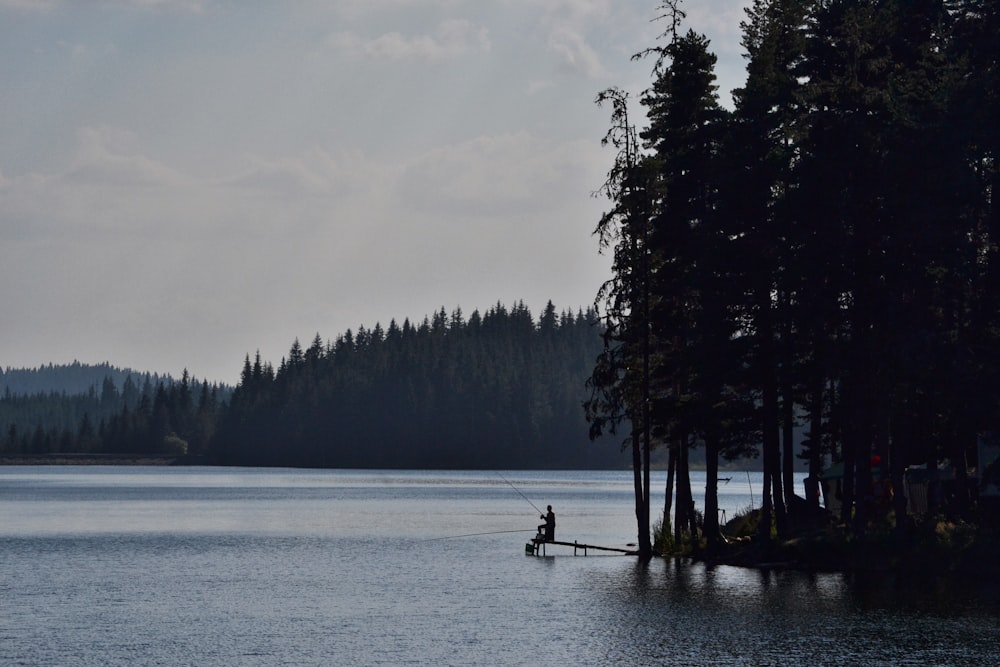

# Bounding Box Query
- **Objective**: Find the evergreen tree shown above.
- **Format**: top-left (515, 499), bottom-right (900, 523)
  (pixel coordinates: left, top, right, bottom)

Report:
top-left (586, 84), bottom-right (655, 559)
top-left (730, 0), bottom-right (811, 538)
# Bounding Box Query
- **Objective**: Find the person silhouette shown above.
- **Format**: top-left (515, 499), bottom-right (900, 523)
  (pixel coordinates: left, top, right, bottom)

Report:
top-left (537, 505), bottom-right (555, 542)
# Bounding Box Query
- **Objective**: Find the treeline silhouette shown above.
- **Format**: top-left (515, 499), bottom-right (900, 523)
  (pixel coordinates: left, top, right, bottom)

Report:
top-left (2, 302), bottom-right (623, 469)
top-left (214, 302), bottom-right (622, 469)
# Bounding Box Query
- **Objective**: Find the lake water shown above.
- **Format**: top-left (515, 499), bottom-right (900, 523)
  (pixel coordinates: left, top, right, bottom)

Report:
top-left (2, 467), bottom-right (1000, 666)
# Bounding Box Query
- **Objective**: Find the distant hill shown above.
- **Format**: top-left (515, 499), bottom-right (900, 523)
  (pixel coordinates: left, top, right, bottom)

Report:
top-left (1, 361), bottom-right (232, 458)
top-left (1, 361), bottom-right (173, 397)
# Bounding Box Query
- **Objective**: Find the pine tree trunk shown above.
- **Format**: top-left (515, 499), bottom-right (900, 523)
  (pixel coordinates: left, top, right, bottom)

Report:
top-left (772, 431), bottom-right (788, 538)
top-left (757, 285), bottom-right (779, 544)
top-left (684, 447), bottom-right (699, 537)
top-left (632, 430), bottom-right (651, 558)
top-left (806, 373), bottom-right (824, 510)
top-left (781, 294), bottom-right (796, 512)
top-left (758, 468), bottom-right (773, 544)
top-left (704, 433), bottom-right (721, 553)
top-left (642, 423), bottom-right (652, 558)
top-left (664, 441), bottom-right (677, 528)
top-left (675, 442), bottom-right (694, 545)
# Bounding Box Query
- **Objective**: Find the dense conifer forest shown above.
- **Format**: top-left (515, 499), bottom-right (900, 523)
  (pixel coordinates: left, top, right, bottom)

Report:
top-left (588, 0), bottom-right (1000, 559)
top-left (213, 302), bottom-right (622, 469)
top-left (1, 302), bottom-right (625, 469)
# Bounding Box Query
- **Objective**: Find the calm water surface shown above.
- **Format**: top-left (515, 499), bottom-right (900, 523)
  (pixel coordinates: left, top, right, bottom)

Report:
top-left (2, 467), bottom-right (999, 666)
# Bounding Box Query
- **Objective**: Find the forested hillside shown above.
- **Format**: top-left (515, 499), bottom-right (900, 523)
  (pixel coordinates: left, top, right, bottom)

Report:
top-left (213, 301), bottom-right (625, 469)
top-left (1, 367), bottom-right (229, 457)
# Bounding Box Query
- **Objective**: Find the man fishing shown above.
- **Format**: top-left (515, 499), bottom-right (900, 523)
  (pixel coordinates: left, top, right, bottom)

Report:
top-left (537, 505), bottom-right (555, 542)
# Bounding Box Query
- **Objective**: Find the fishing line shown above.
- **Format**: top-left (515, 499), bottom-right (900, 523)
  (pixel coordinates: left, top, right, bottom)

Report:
top-left (496, 471), bottom-right (544, 516)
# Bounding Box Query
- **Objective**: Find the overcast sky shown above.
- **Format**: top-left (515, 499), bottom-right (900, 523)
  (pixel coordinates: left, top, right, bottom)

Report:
top-left (1, 0), bottom-right (751, 385)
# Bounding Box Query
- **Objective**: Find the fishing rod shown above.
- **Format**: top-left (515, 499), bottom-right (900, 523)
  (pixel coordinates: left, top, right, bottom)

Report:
top-left (422, 474), bottom-right (544, 543)
top-left (496, 471), bottom-right (544, 516)
top-left (421, 529), bottom-right (534, 542)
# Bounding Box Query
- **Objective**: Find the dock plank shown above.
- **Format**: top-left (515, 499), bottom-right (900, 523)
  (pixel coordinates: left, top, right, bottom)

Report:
top-left (528, 538), bottom-right (637, 556)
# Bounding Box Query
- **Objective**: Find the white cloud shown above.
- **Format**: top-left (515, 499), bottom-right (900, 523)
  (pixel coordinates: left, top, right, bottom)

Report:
top-left (0, 127), bottom-right (199, 245)
top-left (527, 79), bottom-right (554, 94)
top-left (499, 0), bottom-right (618, 79)
top-left (65, 126), bottom-right (184, 188)
top-left (227, 151), bottom-right (339, 196)
top-left (547, 25), bottom-right (606, 78)
top-left (224, 149), bottom-right (388, 199)
top-left (328, 19), bottom-right (490, 62)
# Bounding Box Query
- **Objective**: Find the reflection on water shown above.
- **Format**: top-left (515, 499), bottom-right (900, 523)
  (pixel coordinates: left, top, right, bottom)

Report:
top-left (600, 560), bottom-right (1000, 666)
top-left (2, 467), bottom-right (1000, 666)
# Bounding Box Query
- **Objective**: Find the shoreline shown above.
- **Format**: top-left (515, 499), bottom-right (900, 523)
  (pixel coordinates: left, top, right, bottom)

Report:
top-left (0, 454), bottom-right (182, 466)
top-left (678, 520), bottom-right (1000, 579)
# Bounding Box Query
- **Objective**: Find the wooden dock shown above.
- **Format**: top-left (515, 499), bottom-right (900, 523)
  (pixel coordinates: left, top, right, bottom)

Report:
top-left (525, 537), bottom-right (637, 557)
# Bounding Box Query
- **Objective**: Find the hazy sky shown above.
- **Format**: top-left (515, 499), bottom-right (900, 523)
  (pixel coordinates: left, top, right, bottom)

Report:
top-left (1, 0), bottom-right (751, 385)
